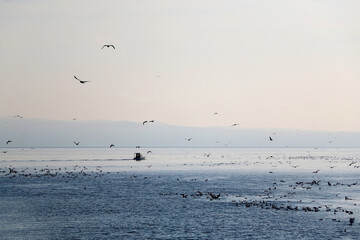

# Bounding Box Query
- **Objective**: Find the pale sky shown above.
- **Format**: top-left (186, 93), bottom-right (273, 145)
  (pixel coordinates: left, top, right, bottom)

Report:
top-left (1, 0), bottom-right (359, 131)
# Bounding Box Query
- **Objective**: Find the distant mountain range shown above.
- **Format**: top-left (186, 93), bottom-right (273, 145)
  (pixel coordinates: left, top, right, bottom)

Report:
top-left (1, 117), bottom-right (360, 148)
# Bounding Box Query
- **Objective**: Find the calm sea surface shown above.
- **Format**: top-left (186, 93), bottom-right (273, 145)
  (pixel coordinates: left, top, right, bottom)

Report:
top-left (1, 148), bottom-right (360, 239)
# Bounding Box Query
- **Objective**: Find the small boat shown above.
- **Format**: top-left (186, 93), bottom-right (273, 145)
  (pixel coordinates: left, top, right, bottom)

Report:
top-left (133, 152), bottom-right (145, 161)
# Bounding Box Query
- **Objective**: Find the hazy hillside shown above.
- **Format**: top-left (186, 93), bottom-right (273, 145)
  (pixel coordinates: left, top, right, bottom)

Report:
top-left (1, 117), bottom-right (360, 148)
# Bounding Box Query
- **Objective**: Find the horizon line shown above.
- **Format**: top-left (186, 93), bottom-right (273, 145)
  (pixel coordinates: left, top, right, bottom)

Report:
top-left (1, 116), bottom-right (358, 133)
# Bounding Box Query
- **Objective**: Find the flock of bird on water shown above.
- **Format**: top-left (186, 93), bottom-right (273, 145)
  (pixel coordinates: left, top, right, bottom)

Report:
top-left (1, 45), bottom-right (359, 232)
top-left (1, 155), bottom-right (359, 230)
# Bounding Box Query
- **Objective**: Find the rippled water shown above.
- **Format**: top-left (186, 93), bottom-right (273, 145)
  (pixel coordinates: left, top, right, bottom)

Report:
top-left (1, 148), bottom-right (360, 239)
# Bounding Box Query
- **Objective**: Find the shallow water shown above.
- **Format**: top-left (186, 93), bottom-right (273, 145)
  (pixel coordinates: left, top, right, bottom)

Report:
top-left (1, 148), bottom-right (360, 239)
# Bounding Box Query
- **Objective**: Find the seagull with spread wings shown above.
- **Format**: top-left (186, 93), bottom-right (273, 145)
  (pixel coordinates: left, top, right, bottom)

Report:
top-left (102, 44), bottom-right (115, 49)
top-left (74, 76), bottom-right (90, 84)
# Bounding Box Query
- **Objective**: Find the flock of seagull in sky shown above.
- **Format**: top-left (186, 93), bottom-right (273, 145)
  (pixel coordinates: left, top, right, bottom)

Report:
top-left (68, 45), bottom-right (277, 148)
top-left (4, 44), bottom-right (339, 149)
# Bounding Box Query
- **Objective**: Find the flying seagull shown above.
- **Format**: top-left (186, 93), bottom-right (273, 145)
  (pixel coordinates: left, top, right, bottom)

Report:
top-left (269, 136), bottom-right (273, 141)
top-left (73, 141), bottom-right (80, 146)
top-left (74, 76), bottom-right (90, 84)
top-left (6, 140), bottom-right (12, 145)
top-left (101, 44), bottom-right (115, 49)
top-left (231, 124), bottom-right (239, 127)
top-left (185, 138), bottom-right (192, 141)
top-left (213, 112), bottom-right (218, 115)
top-left (110, 144), bottom-right (114, 148)
top-left (14, 115), bottom-right (23, 118)
top-left (143, 120), bottom-right (155, 125)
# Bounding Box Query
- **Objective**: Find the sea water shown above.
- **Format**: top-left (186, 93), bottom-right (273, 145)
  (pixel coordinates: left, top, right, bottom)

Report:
top-left (0, 148), bottom-right (360, 239)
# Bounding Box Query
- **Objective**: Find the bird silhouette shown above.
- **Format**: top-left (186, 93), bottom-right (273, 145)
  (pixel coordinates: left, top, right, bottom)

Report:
top-left (147, 151), bottom-right (152, 154)
top-left (231, 124), bottom-right (239, 127)
top-left (74, 76), bottom-right (90, 84)
top-left (209, 193), bottom-right (221, 199)
top-left (204, 153), bottom-right (211, 157)
top-left (14, 115), bottom-right (23, 118)
top-left (269, 136), bottom-right (273, 141)
top-left (101, 44), bottom-right (115, 49)
top-left (110, 144), bottom-right (114, 148)
top-left (6, 140), bottom-right (12, 145)
top-left (313, 169), bottom-right (320, 173)
top-left (143, 120), bottom-right (154, 125)
top-left (213, 112), bottom-right (218, 115)
top-left (73, 141), bottom-right (80, 146)
top-left (185, 138), bottom-right (192, 141)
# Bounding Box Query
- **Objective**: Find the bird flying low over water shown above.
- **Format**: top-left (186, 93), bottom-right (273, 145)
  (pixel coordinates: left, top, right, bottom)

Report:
top-left (213, 112), bottom-right (218, 115)
top-left (143, 121), bottom-right (148, 125)
top-left (14, 115), bottom-right (23, 118)
top-left (185, 138), bottom-right (192, 141)
top-left (74, 76), bottom-right (90, 84)
top-left (6, 140), bottom-right (12, 145)
top-left (101, 44), bottom-right (115, 49)
top-left (110, 144), bottom-right (114, 148)
top-left (269, 136), bottom-right (273, 141)
top-left (73, 141), bottom-right (80, 146)
top-left (231, 124), bottom-right (239, 127)
top-left (147, 151), bottom-right (152, 154)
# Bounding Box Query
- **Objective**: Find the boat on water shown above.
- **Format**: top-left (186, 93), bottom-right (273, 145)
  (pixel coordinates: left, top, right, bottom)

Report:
top-left (133, 152), bottom-right (145, 161)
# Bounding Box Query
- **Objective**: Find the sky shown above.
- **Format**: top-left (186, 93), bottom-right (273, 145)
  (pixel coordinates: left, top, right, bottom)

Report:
top-left (1, 0), bottom-right (359, 131)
